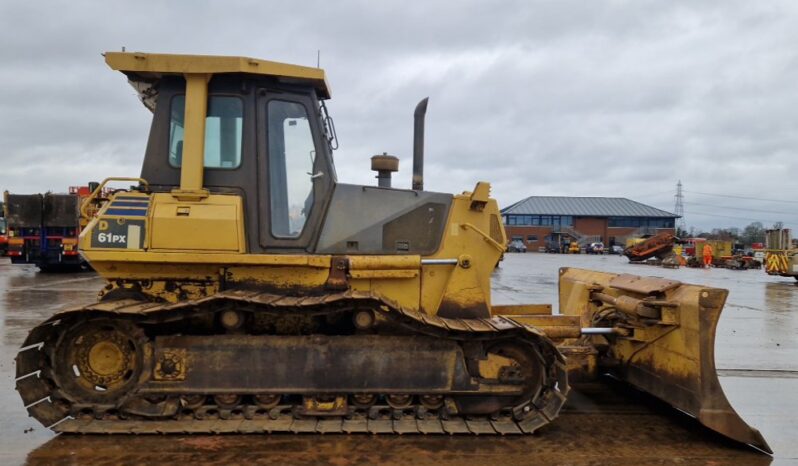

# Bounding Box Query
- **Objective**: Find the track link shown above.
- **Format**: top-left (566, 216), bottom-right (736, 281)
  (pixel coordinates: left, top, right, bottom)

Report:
top-left (16, 290), bottom-right (568, 435)
top-left (53, 410), bottom-right (535, 435)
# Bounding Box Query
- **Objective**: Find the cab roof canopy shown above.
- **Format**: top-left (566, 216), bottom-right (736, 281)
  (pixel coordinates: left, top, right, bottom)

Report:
top-left (104, 51), bottom-right (331, 110)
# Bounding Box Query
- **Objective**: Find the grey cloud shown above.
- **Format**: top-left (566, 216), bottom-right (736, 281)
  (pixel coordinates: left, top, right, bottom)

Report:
top-left (1, 0), bottom-right (797, 232)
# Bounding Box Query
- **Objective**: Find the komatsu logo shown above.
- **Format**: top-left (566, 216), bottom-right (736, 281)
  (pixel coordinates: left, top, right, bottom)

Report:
top-left (97, 232), bottom-right (126, 244)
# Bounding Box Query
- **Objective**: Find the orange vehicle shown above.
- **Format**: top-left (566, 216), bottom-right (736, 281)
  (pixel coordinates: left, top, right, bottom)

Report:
top-left (623, 232), bottom-right (679, 262)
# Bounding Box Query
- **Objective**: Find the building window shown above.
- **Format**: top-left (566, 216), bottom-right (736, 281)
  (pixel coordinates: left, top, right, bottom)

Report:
top-left (504, 214), bottom-right (575, 228)
top-left (609, 217), bottom-right (643, 228)
top-left (646, 218), bottom-right (676, 228)
top-left (511, 235), bottom-right (523, 241)
top-left (527, 235), bottom-right (538, 242)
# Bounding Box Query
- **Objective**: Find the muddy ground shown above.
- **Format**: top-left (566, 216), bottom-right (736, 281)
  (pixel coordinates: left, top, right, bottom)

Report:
top-left (1, 253), bottom-right (795, 465)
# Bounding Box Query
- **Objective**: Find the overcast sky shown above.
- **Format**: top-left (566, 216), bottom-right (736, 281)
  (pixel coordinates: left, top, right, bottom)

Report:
top-left (2, 0), bottom-right (797, 232)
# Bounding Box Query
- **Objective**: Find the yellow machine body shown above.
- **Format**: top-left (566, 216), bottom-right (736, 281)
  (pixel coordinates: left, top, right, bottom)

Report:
top-left (79, 183), bottom-right (504, 314)
top-left (14, 52), bottom-right (769, 453)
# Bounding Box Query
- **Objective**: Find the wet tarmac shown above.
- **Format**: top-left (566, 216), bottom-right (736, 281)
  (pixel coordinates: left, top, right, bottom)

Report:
top-left (1, 254), bottom-right (795, 465)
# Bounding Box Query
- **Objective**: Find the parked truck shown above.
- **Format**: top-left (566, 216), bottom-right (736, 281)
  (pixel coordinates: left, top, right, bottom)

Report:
top-left (3, 187), bottom-right (95, 271)
top-left (709, 239), bottom-right (760, 270)
top-left (764, 228), bottom-right (798, 279)
top-left (0, 202), bottom-right (7, 256)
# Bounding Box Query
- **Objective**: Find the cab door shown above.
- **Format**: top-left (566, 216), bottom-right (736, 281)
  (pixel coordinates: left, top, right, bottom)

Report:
top-left (256, 91), bottom-right (333, 251)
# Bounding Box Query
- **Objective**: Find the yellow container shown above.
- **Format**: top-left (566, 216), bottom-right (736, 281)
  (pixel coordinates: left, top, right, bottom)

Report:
top-left (706, 240), bottom-right (733, 258)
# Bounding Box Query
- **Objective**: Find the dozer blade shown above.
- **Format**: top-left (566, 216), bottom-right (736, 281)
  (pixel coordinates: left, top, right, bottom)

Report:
top-left (558, 267), bottom-right (771, 454)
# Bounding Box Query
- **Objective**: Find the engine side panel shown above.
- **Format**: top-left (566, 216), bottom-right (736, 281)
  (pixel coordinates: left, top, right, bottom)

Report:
top-left (316, 184), bottom-right (452, 255)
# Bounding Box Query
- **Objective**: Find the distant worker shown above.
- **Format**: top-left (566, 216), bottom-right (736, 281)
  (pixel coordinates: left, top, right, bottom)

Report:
top-left (702, 243), bottom-right (713, 268)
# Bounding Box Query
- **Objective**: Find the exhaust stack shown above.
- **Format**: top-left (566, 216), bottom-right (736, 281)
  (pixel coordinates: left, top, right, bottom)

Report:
top-left (412, 97), bottom-right (429, 191)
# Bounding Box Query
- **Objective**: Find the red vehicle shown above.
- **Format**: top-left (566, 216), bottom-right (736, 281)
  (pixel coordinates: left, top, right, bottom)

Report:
top-left (683, 237), bottom-right (706, 257)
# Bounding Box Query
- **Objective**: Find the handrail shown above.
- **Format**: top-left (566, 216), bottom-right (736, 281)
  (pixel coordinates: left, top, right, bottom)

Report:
top-left (459, 222), bottom-right (506, 253)
top-left (79, 177), bottom-right (149, 219)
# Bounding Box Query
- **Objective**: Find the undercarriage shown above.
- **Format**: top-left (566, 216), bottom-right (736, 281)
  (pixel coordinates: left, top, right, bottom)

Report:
top-left (16, 290), bottom-right (568, 435)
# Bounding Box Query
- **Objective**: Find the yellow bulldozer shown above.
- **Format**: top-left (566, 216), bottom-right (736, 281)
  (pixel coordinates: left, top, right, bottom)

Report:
top-left (15, 52), bottom-right (768, 453)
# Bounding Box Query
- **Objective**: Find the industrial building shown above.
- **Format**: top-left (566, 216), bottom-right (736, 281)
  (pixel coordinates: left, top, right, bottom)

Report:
top-left (501, 196), bottom-right (678, 252)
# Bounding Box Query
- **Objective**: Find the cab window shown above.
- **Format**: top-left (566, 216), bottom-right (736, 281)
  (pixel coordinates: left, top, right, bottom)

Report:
top-left (267, 100), bottom-right (317, 238)
top-left (169, 95), bottom-right (243, 169)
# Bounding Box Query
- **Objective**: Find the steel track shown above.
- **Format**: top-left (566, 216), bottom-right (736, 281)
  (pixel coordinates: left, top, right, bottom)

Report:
top-left (16, 290), bottom-right (569, 435)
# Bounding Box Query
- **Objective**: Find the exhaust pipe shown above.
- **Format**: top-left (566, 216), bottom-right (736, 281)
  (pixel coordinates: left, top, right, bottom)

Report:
top-left (412, 97), bottom-right (429, 191)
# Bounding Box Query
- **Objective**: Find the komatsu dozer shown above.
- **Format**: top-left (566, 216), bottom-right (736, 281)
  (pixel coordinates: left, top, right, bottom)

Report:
top-left (15, 52), bottom-right (769, 453)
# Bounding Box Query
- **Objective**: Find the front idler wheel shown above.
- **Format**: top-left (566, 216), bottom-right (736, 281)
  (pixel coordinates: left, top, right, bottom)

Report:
top-left (455, 342), bottom-right (545, 416)
top-left (486, 342), bottom-right (544, 400)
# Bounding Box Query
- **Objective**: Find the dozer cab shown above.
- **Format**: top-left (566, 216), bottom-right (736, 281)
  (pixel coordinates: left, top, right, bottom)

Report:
top-left (15, 52), bottom-right (769, 453)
